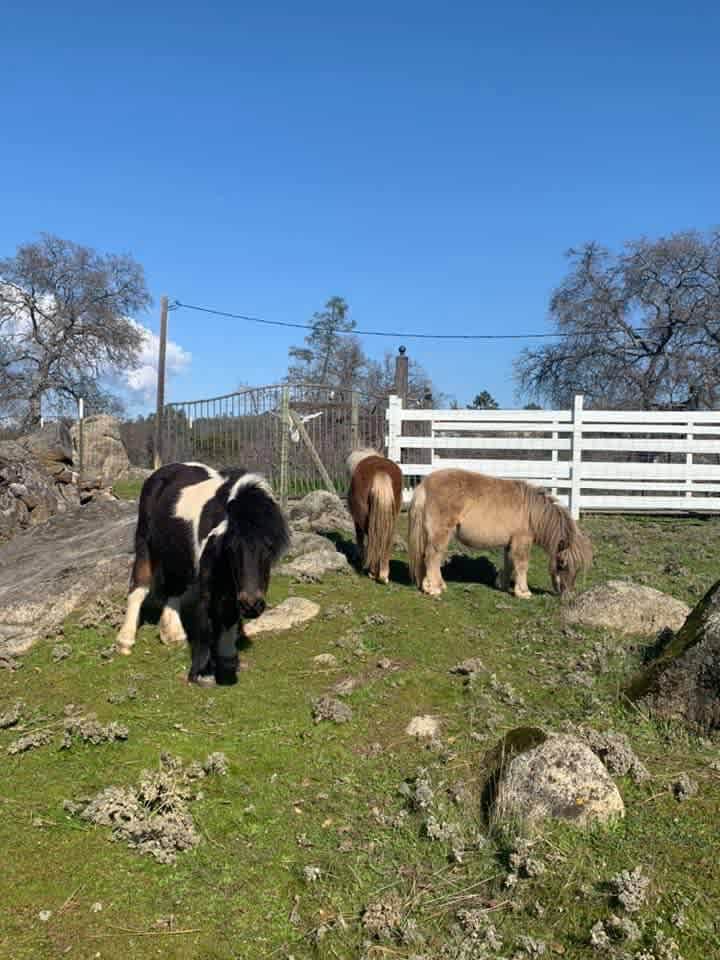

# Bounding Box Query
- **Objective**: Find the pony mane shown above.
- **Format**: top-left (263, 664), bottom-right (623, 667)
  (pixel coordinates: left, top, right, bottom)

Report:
top-left (524, 484), bottom-right (592, 574)
top-left (347, 447), bottom-right (382, 476)
top-left (226, 479), bottom-right (290, 562)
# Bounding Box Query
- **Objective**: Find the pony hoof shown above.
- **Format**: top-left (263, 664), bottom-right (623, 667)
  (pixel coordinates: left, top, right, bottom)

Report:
top-left (190, 674), bottom-right (217, 688)
top-left (514, 590), bottom-right (532, 600)
top-left (116, 644), bottom-right (133, 656)
top-left (422, 585), bottom-right (443, 597)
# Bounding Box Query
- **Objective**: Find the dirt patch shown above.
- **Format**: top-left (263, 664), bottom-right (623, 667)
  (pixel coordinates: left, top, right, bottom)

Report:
top-left (311, 695), bottom-right (353, 724)
top-left (7, 729), bottom-right (52, 754)
top-left (313, 653), bottom-right (338, 667)
top-left (568, 726), bottom-right (650, 784)
top-left (61, 712), bottom-right (129, 747)
top-left (361, 891), bottom-right (404, 940)
top-left (672, 773), bottom-right (698, 802)
top-left (0, 699), bottom-right (24, 729)
top-left (609, 865), bottom-right (650, 913)
top-left (70, 752), bottom-right (228, 864)
top-left (449, 657), bottom-right (486, 676)
top-left (405, 715), bottom-right (440, 739)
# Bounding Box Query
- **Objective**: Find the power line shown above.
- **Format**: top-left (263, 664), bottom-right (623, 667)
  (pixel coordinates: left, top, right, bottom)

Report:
top-left (173, 300), bottom-right (591, 341)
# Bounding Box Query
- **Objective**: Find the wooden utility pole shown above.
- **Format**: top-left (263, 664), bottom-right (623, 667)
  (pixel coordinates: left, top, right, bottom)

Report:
top-left (394, 346), bottom-right (409, 403)
top-left (153, 295), bottom-right (169, 469)
top-left (350, 390), bottom-right (359, 451)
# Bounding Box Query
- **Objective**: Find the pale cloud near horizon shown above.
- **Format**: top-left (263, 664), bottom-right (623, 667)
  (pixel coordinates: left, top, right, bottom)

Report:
top-left (121, 320), bottom-right (192, 403)
top-left (0, 285), bottom-right (192, 410)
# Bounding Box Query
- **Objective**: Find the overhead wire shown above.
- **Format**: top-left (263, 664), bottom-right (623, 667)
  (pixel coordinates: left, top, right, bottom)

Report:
top-left (172, 299), bottom-right (651, 342)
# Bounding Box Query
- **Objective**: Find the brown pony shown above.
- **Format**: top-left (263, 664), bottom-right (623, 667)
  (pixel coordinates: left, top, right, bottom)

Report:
top-left (408, 468), bottom-right (592, 598)
top-left (347, 448), bottom-right (403, 584)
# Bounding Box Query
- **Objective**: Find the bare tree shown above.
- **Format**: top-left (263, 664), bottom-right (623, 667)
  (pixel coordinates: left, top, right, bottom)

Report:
top-left (288, 297), bottom-right (440, 404)
top-left (0, 234), bottom-right (151, 427)
top-left (515, 230), bottom-right (720, 409)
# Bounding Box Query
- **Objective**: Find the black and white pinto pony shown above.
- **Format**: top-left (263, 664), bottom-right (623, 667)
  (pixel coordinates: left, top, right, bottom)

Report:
top-left (116, 462), bottom-right (290, 686)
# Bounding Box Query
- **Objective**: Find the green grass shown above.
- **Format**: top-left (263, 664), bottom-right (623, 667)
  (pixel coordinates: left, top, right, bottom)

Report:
top-left (111, 478), bottom-right (144, 501)
top-left (1, 514), bottom-right (720, 959)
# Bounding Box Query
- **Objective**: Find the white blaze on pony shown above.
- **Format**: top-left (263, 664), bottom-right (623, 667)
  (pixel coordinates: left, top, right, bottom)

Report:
top-left (116, 462), bottom-right (289, 685)
top-left (408, 468), bottom-right (592, 598)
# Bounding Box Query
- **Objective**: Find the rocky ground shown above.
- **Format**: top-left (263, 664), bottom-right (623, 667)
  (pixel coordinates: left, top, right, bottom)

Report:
top-left (1, 499), bottom-right (719, 959)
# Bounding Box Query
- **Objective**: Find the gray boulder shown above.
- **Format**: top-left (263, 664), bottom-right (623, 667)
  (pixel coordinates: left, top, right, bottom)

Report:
top-left (243, 597), bottom-right (320, 637)
top-left (563, 580), bottom-right (690, 635)
top-left (280, 548), bottom-right (350, 581)
top-left (0, 499), bottom-right (135, 656)
top-left (489, 731), bottom-right (625, 829)
top-left (285, 530), bottom-right (337, 560)
top-left (18, 421), bottom-right (74, 476)
top-left (277, 525), bottom-right (351, 581)
top-left (71, 414), bottom-right (130, 484)
top-left (0, 439), bottom-right (80, 541)
top-left (288, 490), bottom-right (355, 536)
top-left (629, 578), bottom-right (720, 733)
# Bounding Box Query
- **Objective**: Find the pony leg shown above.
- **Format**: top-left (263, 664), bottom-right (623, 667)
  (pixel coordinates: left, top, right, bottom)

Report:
top-left (116, 549), bottom-right (152, 655)
top-left (159, 597), bottom-right (187, 646)
top-left (496, 545), bottom-right (515, 592)
top-left (421, 524), bottom-right (451, 596)
top-left (509, 534), bottom-right (533, 599)
top-left (355, 522), bottom-right (367, 570)
top-left (183, 591), bottom-right (216, 686)
top-left (212, 595), bottom-right (239, 686)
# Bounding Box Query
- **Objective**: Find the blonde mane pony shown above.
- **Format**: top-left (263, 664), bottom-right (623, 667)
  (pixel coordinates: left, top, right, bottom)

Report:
top-left (524, 484), bottom-right (594, 585)
top-left (346, 447), bottom-right (382, 475)
top-left (408, 468), bottom-right (592, 598)
top-left (347, 448), bottom-right (403, 585)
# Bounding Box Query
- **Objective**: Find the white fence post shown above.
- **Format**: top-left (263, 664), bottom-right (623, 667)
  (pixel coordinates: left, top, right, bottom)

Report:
top-left (569, 394), bottom-right (584, 519)
top-left (686, 416), bottom-right (693, 501)
top-left (77, 397), bottom-right (85, 482)
top-left (386, 394), bottom-right (402, 462)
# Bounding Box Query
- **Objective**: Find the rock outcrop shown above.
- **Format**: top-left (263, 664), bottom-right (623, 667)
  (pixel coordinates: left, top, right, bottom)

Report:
top-left (243, 597), bottom-right (320, 638)
top-left (629, 578), bottom-right (720, 733)
top-left (563, 580), bottom-right (690, 635)
top-left (288, 490), bottom-right (355, 536)
top-left (71, 414), bottom-right (130, 484)
top-left (0, 499), bottom-right (135, 656)
top-left (0, 437), bottom-right (80, 540)
top-left (486, 729), bottom-right (625, 829)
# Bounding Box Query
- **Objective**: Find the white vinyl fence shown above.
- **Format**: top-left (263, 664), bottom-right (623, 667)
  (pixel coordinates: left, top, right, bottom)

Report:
top-left (385, 395), bottom-right (720, 518)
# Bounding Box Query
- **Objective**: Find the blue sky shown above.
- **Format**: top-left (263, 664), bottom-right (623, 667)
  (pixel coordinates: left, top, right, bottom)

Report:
top-left (2, 1), bottom-right (718, 410)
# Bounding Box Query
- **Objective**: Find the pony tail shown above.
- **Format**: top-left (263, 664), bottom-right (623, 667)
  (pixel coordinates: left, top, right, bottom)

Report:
top-left (407, 484), bottom-right (427, 588)
top-left (366, 472), bottom-right (397, 579)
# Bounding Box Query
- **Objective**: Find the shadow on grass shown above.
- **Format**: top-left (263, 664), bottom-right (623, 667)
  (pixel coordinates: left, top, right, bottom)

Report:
top-left (443, 554), bottom-right (498, 589)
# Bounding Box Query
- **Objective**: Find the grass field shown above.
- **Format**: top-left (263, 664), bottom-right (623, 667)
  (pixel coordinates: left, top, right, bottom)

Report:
top-left (1, 510), bottom-right (719, 959)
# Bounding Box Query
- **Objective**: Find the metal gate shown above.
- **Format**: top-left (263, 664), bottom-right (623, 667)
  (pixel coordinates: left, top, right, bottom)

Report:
top-left (163, 383), bottom-right (388, 500)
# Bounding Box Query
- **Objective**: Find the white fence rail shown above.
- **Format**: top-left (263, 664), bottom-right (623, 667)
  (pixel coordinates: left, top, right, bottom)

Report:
top-left (385, 394), bottom-right (720, 518)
